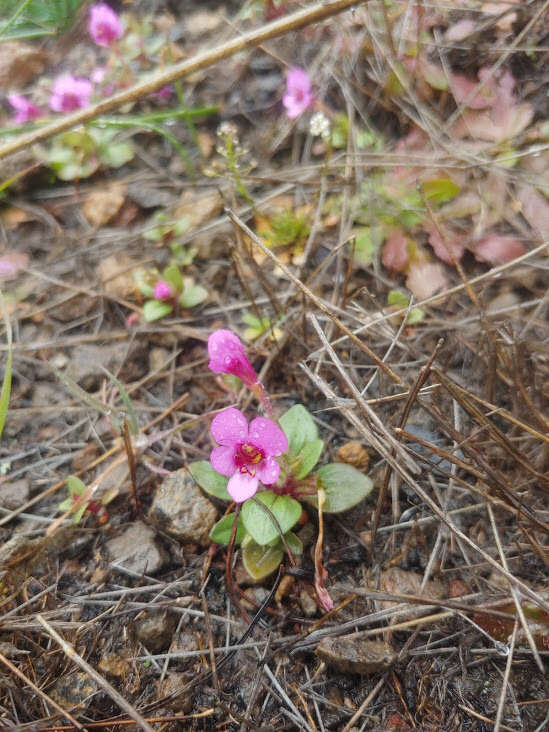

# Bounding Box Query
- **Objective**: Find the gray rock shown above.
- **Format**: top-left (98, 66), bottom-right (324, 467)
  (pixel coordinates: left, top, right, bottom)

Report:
top-left (316, 635), bottom-right (396, 674)
top-left (0, 479), bottom-right (30, 509)
top-left (105, 521), bottom-right (166, 575)
top-left (135, 610), bottom-right (177, 652)
top-left (64, 341), bottom-right (147, 390)
top-left (148, 469), bottom-right (217, 546)
top-left (49, 672), bottom-right (97, 710)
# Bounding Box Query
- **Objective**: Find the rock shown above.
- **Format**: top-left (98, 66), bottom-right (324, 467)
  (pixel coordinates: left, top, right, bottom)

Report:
top-left (64, 341), bottom-right (147, 389)
top-left (0, 479), bottom-right (30, 510)
top-left (0, 42), bottom-right (49, 91)
top-left (149, 347), bottom-right (170, 373)
top-left (316, 635), bottom-right (396, 674)
top-left (336, 441), bottom-right (370, 471)
top-left (83, 183), bottom-right (126, 228)
top-left (148, 469), bottom-right (217, 546)
top-left (157, 673), bottom-right (193, 713)
top-left (49, 672), bottom-right (97, 710)
top-left (135, 610), bottom-right (177, 652)
top-left (105, 521), bottom-right (167, 575)
top-left (97, 654), bottom-right (130, 678)
top-left (169, 630), bottom-right (199, 656)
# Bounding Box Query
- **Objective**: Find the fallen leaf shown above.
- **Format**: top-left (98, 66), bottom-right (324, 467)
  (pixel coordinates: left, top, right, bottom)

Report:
top-left (517, 186), bottom-right (549, 239)
top-left (406, 261), bottom-right (448, 300)
top-left (445, 18), bottom-right (476, 42)
top-left (83, 183), bottom-right (126, 228)
top-left (473, 234), bottom-right (525, 264)
top-left (427, 226), bottom-right (465, 264)
top-left (174, 187), bottom-right (223, 230)
top-left (381, 230), bottom-right (412, 273)
top-left (98, 253), bottom-right (141, 298)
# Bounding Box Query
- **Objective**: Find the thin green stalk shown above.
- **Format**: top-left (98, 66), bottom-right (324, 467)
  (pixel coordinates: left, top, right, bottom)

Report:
top-left (0, 292), bottom-right (13, 440)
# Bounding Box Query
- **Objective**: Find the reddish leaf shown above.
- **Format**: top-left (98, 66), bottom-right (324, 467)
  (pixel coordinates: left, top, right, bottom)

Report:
top-left (473, 234), bottom-right (525, 264)
top-left (427, 227), bottom-right (465, 265)
top-left (382, 230), bottom-right (411, 273)
top-left (517, 186), bottom-right (549, 239)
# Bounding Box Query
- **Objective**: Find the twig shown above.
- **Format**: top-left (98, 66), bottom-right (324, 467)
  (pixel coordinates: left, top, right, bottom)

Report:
top-left (0, 0), bottom-right (365, 162)
top-left (35, 615), bottom-right (155, 732)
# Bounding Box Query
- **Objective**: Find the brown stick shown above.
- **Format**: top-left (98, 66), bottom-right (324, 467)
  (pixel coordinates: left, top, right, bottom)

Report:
top-left (36, 615), bottom-right (155, 732)
top-left (0, 0), bottom-right (364, 162)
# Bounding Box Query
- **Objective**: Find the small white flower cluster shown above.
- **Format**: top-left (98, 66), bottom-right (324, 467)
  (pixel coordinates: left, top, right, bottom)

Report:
top-left (309, 111), bottom-right (331, 140)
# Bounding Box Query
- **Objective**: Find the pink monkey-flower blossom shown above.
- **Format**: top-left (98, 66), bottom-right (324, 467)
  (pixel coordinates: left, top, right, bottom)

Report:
top-left (153, 280), bottom-right (173, 300)
top-left (210, 407), bottom-right (288, 502)
top-left (208, 329), bottom-right (258, 389)
top-left (282, 67), bottom-right (314, 119)
top-left (7, 94), bottom-right (41, 124)
top-left (89, 3), bottom-right (123, 47)
top-left (49, 75), bottom-right (92, 113)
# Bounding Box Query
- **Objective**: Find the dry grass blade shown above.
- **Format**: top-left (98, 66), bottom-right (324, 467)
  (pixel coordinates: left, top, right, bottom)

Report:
top-left (36, 615), bottom-right (155, 732)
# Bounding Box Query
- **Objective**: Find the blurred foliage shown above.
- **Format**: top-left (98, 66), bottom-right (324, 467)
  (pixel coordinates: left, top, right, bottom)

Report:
top-left (0, 0), bottom-right (81, 40)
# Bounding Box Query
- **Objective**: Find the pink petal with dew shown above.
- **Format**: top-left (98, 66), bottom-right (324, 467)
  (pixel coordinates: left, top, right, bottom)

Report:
top-left (211, 407), bottom-right (248, 446)
top-left (208, 329), bottom-right (246, 371)
top-left (227, 472), bottom-right (258, 502)
top-left (255, 456), bottom-right (281, 486)
top-left (248, 417), bottom-right (288, 456)
top-left (473, 235), bottom-right (525, 265)
top-left (382, 231), bottom-right (410, 273)
top-left (406, 262), bottom-right (448, 301)
top-left (210, 446), bottom-right (238, 477)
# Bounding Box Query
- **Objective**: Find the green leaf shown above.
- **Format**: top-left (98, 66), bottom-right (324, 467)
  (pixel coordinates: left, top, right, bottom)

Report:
top-left (0, 292), bottom-right (12, 441)
top-left (209, 513), bottom-right (246, 546)
top-left (295, 439), bottom-right (324, 479)
top-left (179, 283), bottom-right (208, 309)
top-left (161, 265), bottom-right (183, 293)
top-left (352, 228), bottom-right (376, 266)
top-left (284, 531), bottom-right (303, 557)
top-left (387, 289), bottom-right (410, 308)
top-left (241, 491), bottom-right (302, 546)
top-left (305, 463), bottom-right (374, 513)
top-left (72, 502), bottom-right (88, 525)
top-left (242, 538), bottom-right (284, 581)
top-left (421, 178), bottom-right (460, 204)
top-left (188, 461), bottom-right (230, 501)
top-left (66, 475), bottom-right (86, 497)
top-left (279, 404), bottom-right (318, 458)
top-left (143, 300), bottom-right (173, 322)
top-left (99, 141), bottom-right (135, 169)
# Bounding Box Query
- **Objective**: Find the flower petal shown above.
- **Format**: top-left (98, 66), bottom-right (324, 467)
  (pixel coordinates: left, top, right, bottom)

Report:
top-left (207, 328), bottom-right (257, 386)
top-left (210, 446), bottom-right (237, 477)
top-left (255, 456), bottom-right (280, 485)
top-left (227, 472), bottom-right (258, 502)
top-left (211, 407), bottom-right (248, 446)
top-left (249, 417), bottom-right (288, 457)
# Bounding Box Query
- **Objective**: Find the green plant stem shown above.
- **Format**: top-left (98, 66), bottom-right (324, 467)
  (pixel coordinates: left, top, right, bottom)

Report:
top-left (225, 503), bottom-right (250, 622)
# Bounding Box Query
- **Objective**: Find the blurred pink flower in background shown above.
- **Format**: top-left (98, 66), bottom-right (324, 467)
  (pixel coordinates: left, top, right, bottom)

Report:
top-left (153, 280), bottom-right (173, 300)
top-left (282, 67), bottom-right (314, 119)
top-left (7, 94), bottom-right (41, 124)
top-left (89, 3), bottom-right (123, 47)
top-left (210, 407), bottom-right (288, 502)
top-left (49, 75), bottom-right (92, 112)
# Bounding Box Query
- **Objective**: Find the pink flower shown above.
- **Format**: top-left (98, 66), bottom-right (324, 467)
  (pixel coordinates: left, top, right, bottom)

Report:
top-left (49, 75), bottom-right (92, 113)
top-left (208, 329), bottom-right (258, 388)
top-left (210, 407), bottom-right (288, 502)
top-left (153, 280), bottom-right (172, 300)
top-left (7, 94), bottom-right (41, 124)
top-left (282, 67), bottom-right (314, 119)
top-left (89, 3), bottom-right (123, 47)
top-left (153, 86), bottom-right (173, 101)
top-left (91, 67), bottom-right (106, 84)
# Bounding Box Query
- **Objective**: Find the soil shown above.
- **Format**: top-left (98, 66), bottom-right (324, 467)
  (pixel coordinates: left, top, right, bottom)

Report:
top-left (0, 1), bottom-right (548, 730)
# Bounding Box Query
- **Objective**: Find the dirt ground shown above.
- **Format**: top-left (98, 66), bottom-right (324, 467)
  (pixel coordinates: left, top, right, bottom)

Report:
top-left (0, 1), bottom-right (548, 730)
